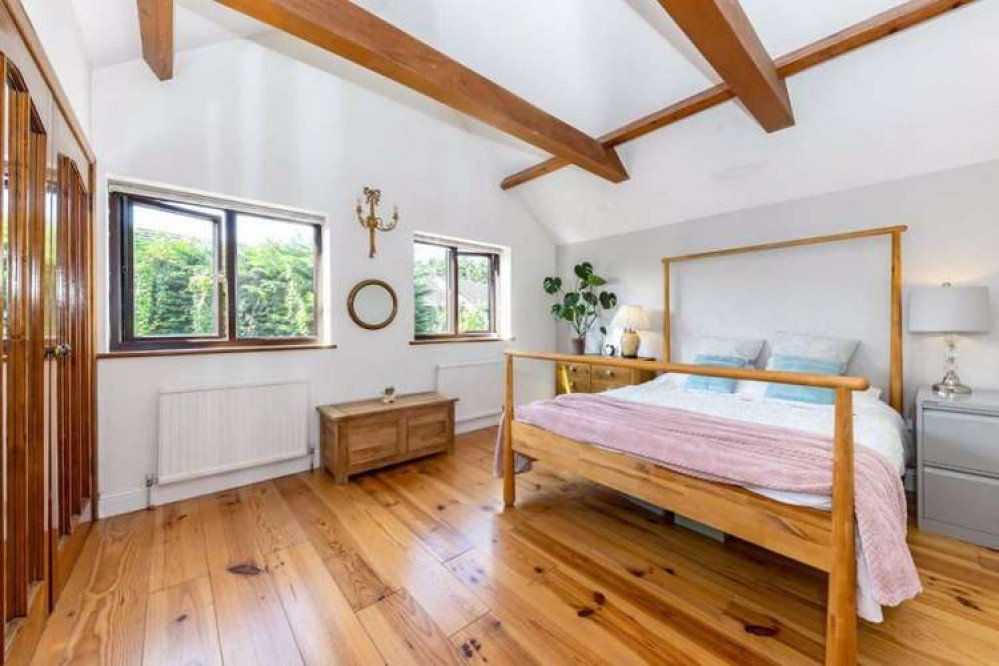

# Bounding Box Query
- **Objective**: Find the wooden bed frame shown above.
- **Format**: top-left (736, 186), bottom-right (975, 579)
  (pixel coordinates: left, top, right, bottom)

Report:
top-left (503, 225), bottom-right (907, 666)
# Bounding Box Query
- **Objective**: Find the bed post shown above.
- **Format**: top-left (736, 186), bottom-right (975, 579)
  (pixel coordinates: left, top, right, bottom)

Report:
top-left (503, 353), bottom-right (516, 508)
top-left (827, 387), bottom-right (857, 665)
top-left (889, 230), bottom-right (903, 413)
top-left (662, 259), bottom-right (671, 363)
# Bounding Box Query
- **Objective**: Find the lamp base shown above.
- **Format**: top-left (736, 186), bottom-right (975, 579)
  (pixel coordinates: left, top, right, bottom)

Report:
top-left (620, 330), bottom-right (641, 358)
top-left (934, 370), bottom-right (972, 397)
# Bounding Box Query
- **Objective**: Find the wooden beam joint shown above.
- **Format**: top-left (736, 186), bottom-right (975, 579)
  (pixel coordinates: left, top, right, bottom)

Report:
top-left (657, 0), bottom-right (793, 132)
top-left (502, 0), bottom-right (976, 190)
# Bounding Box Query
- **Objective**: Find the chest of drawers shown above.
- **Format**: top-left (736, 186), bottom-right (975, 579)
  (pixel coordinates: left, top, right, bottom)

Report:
top-left (555, 356), bottom-right (657, 395)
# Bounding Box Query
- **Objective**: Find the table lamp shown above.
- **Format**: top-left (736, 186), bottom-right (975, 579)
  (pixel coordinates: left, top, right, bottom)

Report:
top-left (612, 305), bottom-right (650, 358)
top-left (909, 283), bottom-right (991, 396)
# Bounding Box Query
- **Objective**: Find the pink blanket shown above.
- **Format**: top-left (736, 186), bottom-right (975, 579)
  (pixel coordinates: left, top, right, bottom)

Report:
top-left (495, 393), bottom-right (921, 608)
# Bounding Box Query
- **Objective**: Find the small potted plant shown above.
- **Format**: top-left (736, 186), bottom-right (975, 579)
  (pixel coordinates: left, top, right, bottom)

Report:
top-left (544, 262), bottom-right (617, 355)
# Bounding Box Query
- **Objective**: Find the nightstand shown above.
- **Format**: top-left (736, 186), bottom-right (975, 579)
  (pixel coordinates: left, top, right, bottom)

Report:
top-left (916, 387), bottom-right (999, 548)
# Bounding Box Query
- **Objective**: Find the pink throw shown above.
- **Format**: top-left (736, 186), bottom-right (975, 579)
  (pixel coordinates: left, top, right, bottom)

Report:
top-left (495, 393), bottom-right (921, 608)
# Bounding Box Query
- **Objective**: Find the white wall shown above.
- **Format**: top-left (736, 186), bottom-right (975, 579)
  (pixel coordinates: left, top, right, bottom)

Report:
top-left (92, 39), bottom-right (557, 516)
top-left (21, 0), bottom-right (92, 133)
top-left (558, 159), bottom-right (999, 412)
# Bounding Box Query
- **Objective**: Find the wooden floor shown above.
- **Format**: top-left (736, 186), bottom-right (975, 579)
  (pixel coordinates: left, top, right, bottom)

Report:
top-left (31, 428), bottom-right (999, 665)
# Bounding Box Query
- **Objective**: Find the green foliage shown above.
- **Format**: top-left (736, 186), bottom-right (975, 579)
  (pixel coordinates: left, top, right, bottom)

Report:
top-left (414, 256), bottom-right (449, 335)
top-left (545, 262), bottom-right (616, 340)
top-left (133, 229), bottom-right (217, 337)
top-left (132, 229), bottom-right (315, 340)
top-left (237, 240), bottom-right (316, 338)
top-left (414, 252), bottom-right (492, 334)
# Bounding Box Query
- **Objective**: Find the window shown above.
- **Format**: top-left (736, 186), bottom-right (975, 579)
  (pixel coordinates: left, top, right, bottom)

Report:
top-left (109, 189), bottom-right (323, 351)
top-left (414, 236), bottom-right (501, 340)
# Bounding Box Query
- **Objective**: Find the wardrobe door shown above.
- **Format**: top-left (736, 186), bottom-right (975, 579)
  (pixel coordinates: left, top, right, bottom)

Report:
top-left (2, 60), bottom-right (51, 650)
top-left (0, 4), bottom-right (98, 659)
top-left (50, 154), bottom-right (93, 601)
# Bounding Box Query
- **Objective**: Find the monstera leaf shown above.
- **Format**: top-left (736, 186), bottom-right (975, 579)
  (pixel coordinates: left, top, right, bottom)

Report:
top-left (542, 262), bottom-right (616, 341)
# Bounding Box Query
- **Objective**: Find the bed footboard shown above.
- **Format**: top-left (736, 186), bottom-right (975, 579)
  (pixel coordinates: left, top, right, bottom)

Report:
top-left (502, 350), bottom-right (863, 666)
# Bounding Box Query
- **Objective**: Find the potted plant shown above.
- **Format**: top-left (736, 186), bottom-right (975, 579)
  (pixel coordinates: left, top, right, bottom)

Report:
top-left (544, 262), bottom-right (617, 355)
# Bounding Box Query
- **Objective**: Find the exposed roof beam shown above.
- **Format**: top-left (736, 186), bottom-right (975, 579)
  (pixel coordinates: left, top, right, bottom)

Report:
top-left (215, 0), bottom-right (628, 184)
top-left (656, 0), bottom-right (793, 132)
top-left (502, 0), bottom-right (976, 191)
top-left (137, 0), bottom-right (174, 81)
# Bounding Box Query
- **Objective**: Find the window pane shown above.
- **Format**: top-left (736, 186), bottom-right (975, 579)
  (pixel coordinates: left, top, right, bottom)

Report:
top-left (132, 204), bottom-right (219, 338)
top-left (236, 214), bottom-right (317, 339)
top-left (414, 242), bottom-right (451, 335)
top-left (458, 254), bottom-right (492, 333)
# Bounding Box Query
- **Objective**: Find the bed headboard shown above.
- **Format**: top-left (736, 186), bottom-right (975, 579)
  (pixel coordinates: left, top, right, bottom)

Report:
top-left (661, 225), bottom-right (907, 413)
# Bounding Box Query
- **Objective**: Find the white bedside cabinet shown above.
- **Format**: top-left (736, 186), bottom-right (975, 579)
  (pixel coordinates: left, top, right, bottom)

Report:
top-left (917, 387), bottom-right (999, 548)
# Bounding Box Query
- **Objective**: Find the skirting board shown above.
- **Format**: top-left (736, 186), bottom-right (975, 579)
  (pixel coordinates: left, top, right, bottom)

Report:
top-left (99, 452), bottom-right (315, 517)
top-left (98, 412), bottom-right (499, 518)
top-left (456, 410), bottom-right (501, 435)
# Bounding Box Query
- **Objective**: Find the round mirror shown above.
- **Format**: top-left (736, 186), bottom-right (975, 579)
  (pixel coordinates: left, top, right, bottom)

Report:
top-left (348, 279), bottom-right (398, 330)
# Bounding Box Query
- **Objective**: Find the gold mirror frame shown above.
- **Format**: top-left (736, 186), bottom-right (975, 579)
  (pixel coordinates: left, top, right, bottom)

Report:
top-left (347, 279), bottom-right (398, 330)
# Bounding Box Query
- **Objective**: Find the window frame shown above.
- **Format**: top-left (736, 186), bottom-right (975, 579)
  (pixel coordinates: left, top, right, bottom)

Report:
top-left (413, 238), bottom-right (500, 342)
top-left (109, 191), bottom-right (324, 352)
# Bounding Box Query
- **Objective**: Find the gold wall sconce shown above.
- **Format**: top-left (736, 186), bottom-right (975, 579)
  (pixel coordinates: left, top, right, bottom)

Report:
top-left (356, 187), bottom-right (399, 258)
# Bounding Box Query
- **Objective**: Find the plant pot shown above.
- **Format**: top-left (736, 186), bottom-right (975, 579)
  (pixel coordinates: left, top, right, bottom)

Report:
top-left (570, 337), bottom-right (586, 355)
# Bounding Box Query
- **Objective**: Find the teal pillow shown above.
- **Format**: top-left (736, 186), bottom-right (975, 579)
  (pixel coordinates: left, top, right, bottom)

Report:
top-left (685, 354), bottom-right (748, 393)
top-left (764, 355), bottom-right (846, 405)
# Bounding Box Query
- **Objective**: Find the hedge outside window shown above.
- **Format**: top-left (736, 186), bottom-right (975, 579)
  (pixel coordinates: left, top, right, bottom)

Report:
top-left (109, 192), bottom-right (322, 351)
top-left (414, 239), bottom-right (499, 339)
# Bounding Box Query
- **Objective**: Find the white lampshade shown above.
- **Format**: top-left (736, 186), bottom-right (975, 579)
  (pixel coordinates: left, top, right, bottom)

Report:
top-left (612, 304), bottom-right (651, 331)
top-left (908, 284), bottom-right (991, 334)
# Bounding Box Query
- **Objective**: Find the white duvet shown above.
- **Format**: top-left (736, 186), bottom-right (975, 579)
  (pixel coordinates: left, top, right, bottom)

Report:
top-left (603, 374), bottom-right (911, 622)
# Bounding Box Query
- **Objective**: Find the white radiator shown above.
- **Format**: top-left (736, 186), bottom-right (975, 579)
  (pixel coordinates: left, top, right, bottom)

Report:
top-left (436, 358), bottom-right (503, 425)
top-left (157, 379), bottom-right (309, 486)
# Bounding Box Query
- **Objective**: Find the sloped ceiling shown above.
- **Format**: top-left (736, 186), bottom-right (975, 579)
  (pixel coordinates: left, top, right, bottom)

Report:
top-left (70, 0), bottom-right (270, 69)
top-left (72, 0), bottom-right (999, 244)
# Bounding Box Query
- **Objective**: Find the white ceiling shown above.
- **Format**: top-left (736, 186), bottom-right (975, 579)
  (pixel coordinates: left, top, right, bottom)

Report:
top-left (70, 0), bottom-right (269, 70)
top-left (70, 0), bottom-right (999, 244)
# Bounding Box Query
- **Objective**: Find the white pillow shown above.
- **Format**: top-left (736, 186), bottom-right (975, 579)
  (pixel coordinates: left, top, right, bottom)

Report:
top-left (739, 383), bottom-right (882, 404)
top-left (769, 331), bottom-right (860, 368)
top-left (692, 336), bottom-right (765, 365)
top-left (854, 387), bottom-right (884, 405)
top-left (735, 380), bottom-right (768, 396)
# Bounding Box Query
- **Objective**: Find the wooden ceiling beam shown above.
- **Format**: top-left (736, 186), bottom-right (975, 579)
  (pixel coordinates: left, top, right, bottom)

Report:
top-left (215, 0), bottom-right (628, 183)
top-left (137, 0), bottom-right (174, 81)
top-left (657, 0), bottom-right (793, 132)
top-left (502, 0), bottom-right (976, 190)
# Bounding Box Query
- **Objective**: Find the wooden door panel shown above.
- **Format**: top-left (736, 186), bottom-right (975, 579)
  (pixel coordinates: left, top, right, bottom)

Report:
top-left (7, 86), bottom-right (32, 620)
top-left (0, 5), bottom-right (99, 659)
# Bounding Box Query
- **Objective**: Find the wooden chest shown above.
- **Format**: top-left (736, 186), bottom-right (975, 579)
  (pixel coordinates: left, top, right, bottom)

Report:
top-left (555, 356), bottom-right (657, 394)
top-left (317, 392), bottom-right (457, 483)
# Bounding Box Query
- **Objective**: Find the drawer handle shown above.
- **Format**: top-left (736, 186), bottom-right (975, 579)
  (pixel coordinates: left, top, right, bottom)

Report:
top-left (604, 370), bottom-right (615, 378)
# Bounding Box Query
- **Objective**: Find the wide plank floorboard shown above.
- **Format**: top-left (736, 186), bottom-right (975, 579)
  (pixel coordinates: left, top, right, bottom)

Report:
top-left (142, 577), bottom-right (221, 666)
top-left (31, 427), bottom-right (999, 664)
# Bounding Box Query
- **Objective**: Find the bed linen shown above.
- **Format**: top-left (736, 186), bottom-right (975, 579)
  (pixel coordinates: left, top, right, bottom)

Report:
top-left (495, 375), bottom-right (916, 622)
